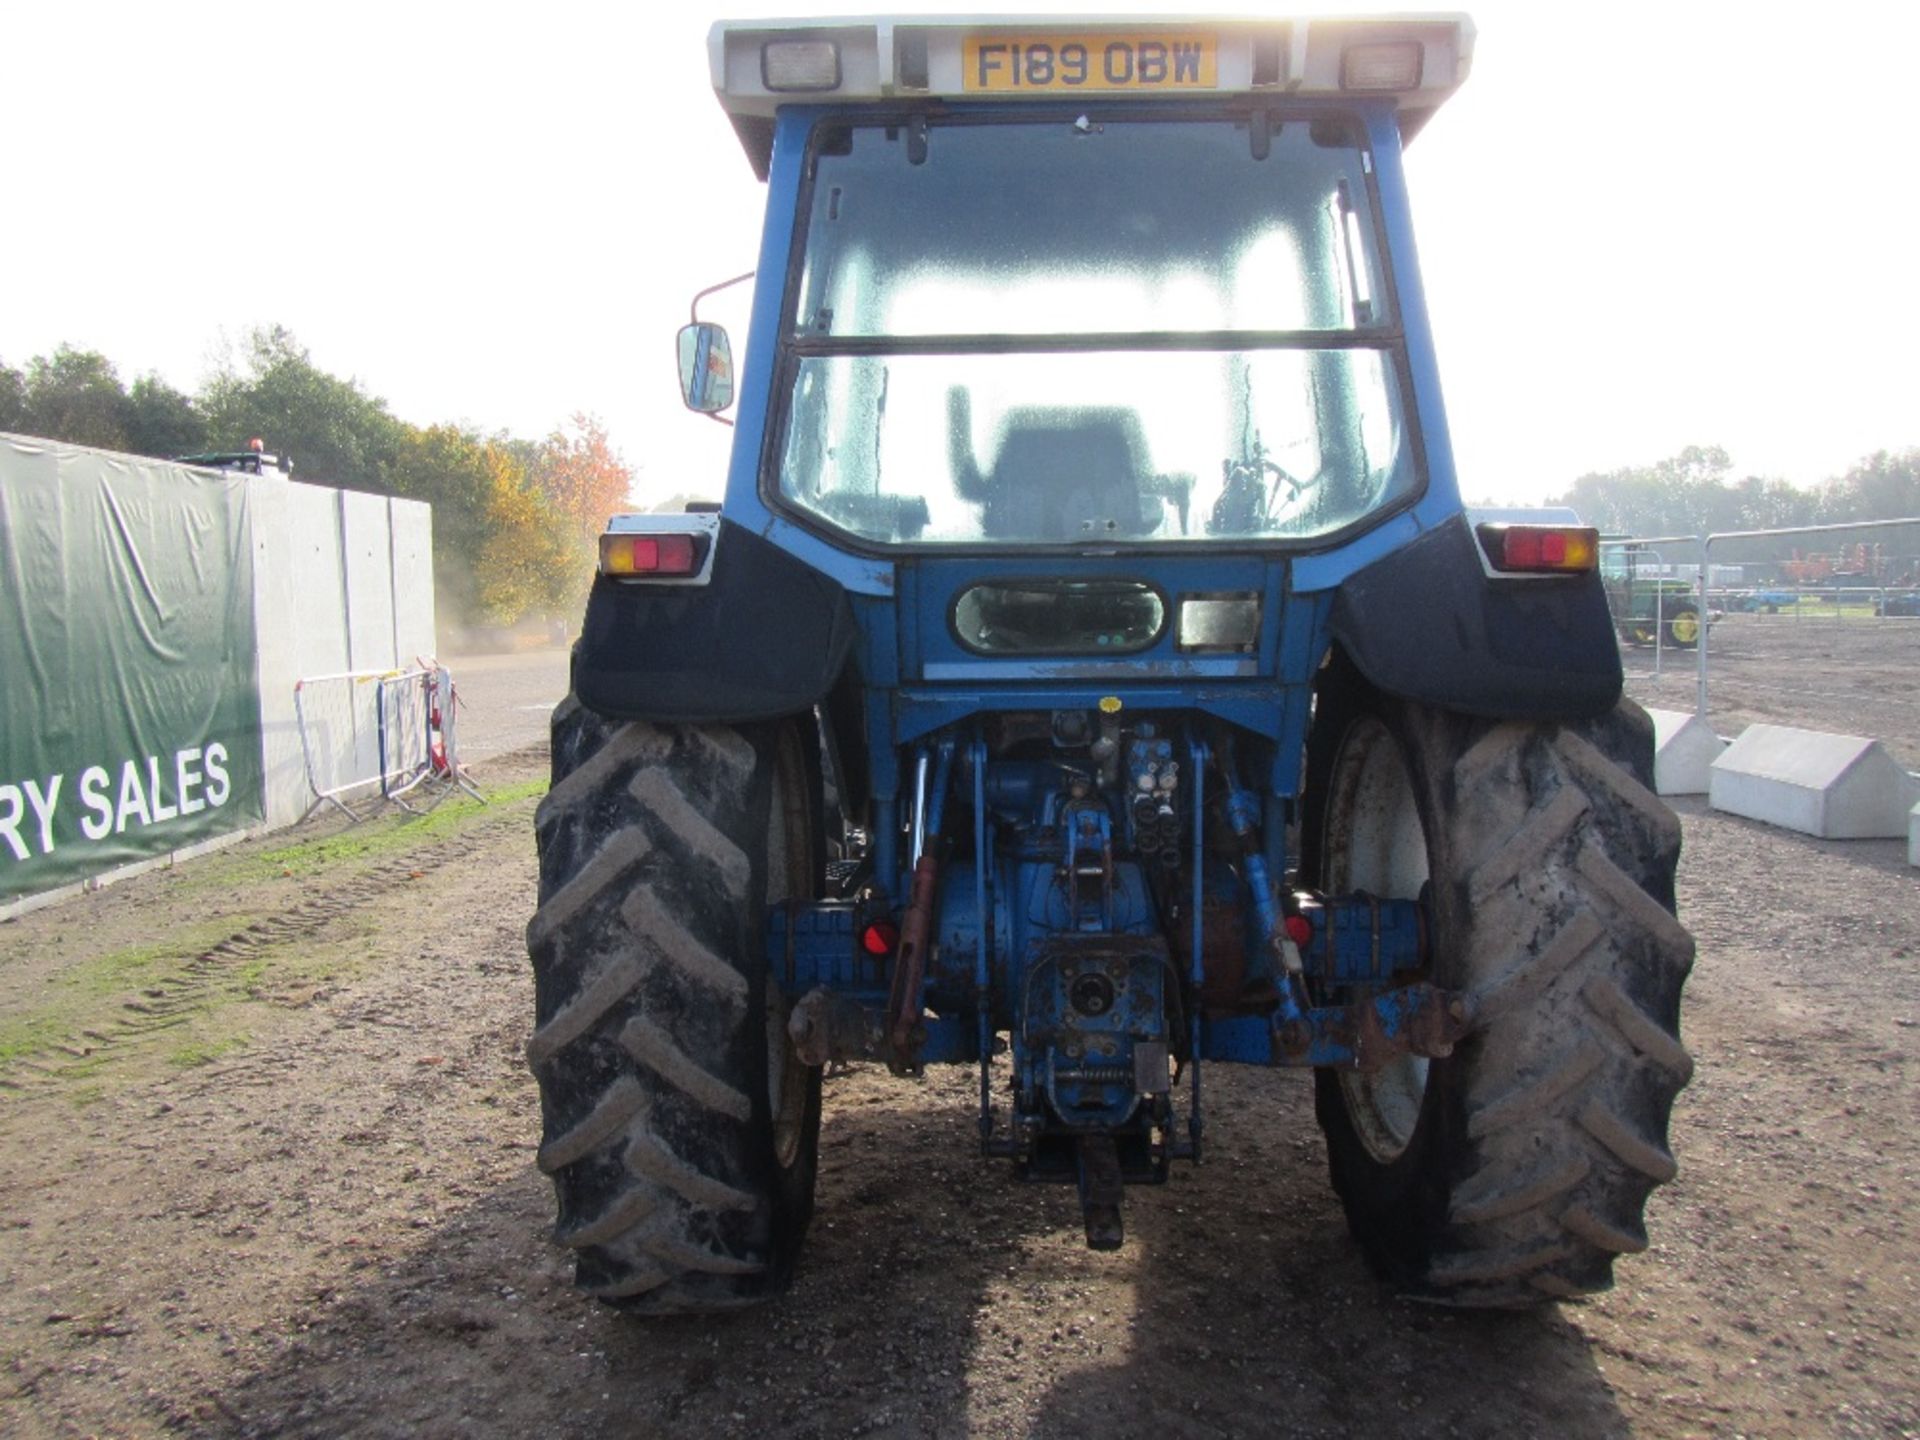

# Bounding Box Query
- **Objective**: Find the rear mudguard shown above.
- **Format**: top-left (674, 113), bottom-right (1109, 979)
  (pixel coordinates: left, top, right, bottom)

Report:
top-left (1326, 516), bottom-right (1622, 721)
top-left (572, 521), bottom-right (857, 723)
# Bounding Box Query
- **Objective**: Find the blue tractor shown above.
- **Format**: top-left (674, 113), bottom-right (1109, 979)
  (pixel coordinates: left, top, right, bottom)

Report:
top-left (527, 15), bottom-right (1694, 1312)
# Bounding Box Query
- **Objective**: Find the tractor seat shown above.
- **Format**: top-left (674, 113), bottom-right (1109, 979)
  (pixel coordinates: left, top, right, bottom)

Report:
top-left (980, 410), bottom-right (1161, 542)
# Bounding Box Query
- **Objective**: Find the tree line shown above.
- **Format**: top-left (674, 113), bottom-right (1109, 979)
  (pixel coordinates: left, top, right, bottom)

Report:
top-left (1544, 444), bottom-right (1920, 562)
top-left (0, 328), bottom-right (631, 626)
top-left (9, 335), bottom-right (1914, 593)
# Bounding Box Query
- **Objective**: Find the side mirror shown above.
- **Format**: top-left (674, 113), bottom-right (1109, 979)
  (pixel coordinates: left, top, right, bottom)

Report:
top-left (676, 323), bottom-right (735, 414)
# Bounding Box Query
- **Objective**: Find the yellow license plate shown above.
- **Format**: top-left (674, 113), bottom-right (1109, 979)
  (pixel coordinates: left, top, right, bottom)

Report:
top-left (961, 33), bottom-right (1217, 93)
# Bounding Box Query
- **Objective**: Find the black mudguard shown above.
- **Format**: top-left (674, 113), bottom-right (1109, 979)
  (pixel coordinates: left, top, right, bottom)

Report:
top-left (572, 521), bottom-right (858, 723)
top-left (1328, 516), bottom-right (1622, 722)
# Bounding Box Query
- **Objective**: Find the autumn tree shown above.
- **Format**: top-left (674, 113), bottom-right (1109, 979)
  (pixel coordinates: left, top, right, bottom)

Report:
top-left (389, 424), bottom-right (504, 620)
top-left (477, 447), bottom-right (582, 624)
top-left (531, 412), bottom-right (636, 550)
top-left (389, 423), bottom-right (582, 624)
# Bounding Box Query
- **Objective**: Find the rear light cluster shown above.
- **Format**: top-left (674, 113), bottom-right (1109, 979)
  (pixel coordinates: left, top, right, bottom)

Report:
top-left (1475, 523), bottom-right (1599, 575)
top-left (599, 531), bottom-right (705, 579)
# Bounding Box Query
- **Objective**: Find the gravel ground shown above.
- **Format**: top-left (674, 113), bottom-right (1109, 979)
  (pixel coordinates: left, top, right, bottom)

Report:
top-left (0, 633), bottom-right (1915, 1440)
top-left (1623, 613), bottom-right (1920, 771)
top-left (443, 650), bottom-right (571, 764)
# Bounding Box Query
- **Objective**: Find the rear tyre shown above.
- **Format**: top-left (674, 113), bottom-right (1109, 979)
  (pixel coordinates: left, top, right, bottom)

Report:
top-left (1303, 668), bottom-right (1694, 1305)
top-left (526, 698), bottom-right (822, 1312)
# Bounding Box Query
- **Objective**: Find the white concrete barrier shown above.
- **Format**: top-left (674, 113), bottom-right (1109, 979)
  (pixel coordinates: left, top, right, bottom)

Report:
top-left (1646, 708), bottom-right (1726, 796)
top-left (1909, 799), bottom-right (1920, 868)
top-left (1709, 724), bottom-right (1920, 839)
top-left (251, 479), bottom-right (436, 828)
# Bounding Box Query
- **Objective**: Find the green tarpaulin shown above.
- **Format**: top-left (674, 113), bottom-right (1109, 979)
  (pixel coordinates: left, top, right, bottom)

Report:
top-left (1, 435), bottom-right (264, 903)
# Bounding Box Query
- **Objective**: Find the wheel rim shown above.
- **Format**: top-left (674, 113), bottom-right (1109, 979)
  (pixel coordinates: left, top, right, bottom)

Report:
top-left (765, 977), bottom-right (808, 1170)
top-left (1668, 611), bottom-right (1699, 645)
top-left (1324, 715), bottom-right (1431, 1165)
top-left (764, 733), bottom-right (814, 1172)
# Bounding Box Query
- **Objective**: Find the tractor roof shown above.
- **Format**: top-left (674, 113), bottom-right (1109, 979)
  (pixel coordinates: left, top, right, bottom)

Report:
top-left (709, 13), bottom-right (1474, 176)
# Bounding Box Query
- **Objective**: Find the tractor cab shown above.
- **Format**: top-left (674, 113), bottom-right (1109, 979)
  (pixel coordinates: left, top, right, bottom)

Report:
top-left (680, 16), bottom-right (1474, 559)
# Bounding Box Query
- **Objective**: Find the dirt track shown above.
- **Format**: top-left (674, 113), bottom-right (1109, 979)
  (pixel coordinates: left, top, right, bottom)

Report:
top-left (1, 640), bottom-right (1917, 1439)
top-left (1624, 613), bottom-right (1920, 771)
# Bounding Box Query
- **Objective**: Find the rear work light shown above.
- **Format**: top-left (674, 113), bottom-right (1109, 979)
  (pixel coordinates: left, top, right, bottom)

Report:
top-left (600, 531), bottom-right (701, 578)
top-left (762, 39), bottom-right (841, 91)
top-left (1341, 40), bottom-right (1423, 91)
top-left (1475, 523), bottom-right (1599, 574)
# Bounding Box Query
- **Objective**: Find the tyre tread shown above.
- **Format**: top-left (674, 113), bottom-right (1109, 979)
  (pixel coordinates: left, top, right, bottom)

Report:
top-left (527, 703), bottom-right (820, 1313)
top-left (619, 1014), bottom-right (753, 1121)
top-left (1312, 687), bottom-right (1694, 1307)
top-left (1445, 710), bottom-right (1691, 1297)
top-left (537, 1076), bottom-right (647, 1173)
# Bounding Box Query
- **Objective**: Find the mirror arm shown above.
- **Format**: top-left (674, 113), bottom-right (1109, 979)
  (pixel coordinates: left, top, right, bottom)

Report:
top-left (691, 271), bottom-right (756, 325)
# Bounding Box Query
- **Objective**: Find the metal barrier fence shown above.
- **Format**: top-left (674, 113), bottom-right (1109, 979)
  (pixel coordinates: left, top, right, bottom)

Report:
top-left (294, 663), bottom-right (480, 820)
top-left (1603, 516), bottom-right (1920, 718)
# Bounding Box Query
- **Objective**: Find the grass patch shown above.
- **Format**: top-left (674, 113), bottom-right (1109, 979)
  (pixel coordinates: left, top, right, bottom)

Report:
top-left (169, 1034), bottom-right (248, 1067)
top-left (50, 925), bottom-right (237, 1001)
top-left (205, 777), bottom-right (547, 887)
top-left (0, 1012), bottom-right (67, 1065)
top-left (2, 774), bottom-right (547, 1099)
top-left (0, 918), bottom-right (254, 1083)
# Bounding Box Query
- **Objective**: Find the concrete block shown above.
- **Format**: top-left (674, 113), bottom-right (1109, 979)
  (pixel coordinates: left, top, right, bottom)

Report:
top-left (1646, 708), bottom-right (1726, 795)
top-left (1910, 799), bottom-right (1920, 868)
top-left (1709, 724), bottom-right (1919, 839)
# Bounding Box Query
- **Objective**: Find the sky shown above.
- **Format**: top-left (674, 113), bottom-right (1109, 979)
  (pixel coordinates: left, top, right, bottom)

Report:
top-left (5, 1), bottom-right (1917, 507)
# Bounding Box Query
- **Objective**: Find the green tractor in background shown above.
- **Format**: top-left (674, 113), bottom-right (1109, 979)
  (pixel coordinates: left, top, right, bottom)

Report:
top-left (1601, 543), bottom-right (1705, 649)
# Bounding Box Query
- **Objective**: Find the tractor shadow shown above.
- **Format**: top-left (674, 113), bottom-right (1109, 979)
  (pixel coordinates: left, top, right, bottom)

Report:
top-left (204, 1063), bottom-right (1628, 1438)
top-left (200, 1064), bottom-right (1074, 1438)
top-left (1017, 1063), bottom-right (1632, 1440)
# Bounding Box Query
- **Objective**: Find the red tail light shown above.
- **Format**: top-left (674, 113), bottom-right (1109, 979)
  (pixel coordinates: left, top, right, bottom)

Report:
top-left (600, 532), bottom-right (700, 578)
top-left (1475, 523), bottom-right (1599, 574)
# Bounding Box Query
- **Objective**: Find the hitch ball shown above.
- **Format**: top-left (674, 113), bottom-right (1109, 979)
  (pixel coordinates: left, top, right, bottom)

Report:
top-left (1069, 970), bottom-right (1117, 1017)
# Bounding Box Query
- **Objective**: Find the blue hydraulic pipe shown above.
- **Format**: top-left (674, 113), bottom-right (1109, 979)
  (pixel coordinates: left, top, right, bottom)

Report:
top-left (874, 796), bottom-right (898, 904)
top-left (925, 739), bottom-right (958, 840)
top-left (1214, 746), bottom-right (1313, 1048)
top-left (972, 736), bottom-right (992, 1145)
top-left (1187, 737), bottom-right (1208, 1157)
